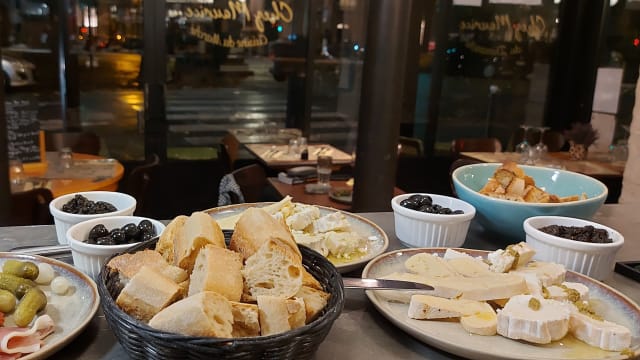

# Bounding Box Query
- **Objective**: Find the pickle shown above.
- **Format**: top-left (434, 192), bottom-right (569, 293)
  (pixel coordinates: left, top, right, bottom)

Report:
top-left (14, 287), bottom-right (47, 327)
top-left (0, 273), bottom-right (35, 298)
top-left (3, 260), bottom-right (39, 280)
top-left (0, 289), bottom-right (16, 313)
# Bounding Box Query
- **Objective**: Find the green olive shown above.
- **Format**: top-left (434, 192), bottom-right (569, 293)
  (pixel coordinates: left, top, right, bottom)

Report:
top-left (3, 260), bottom-right (39, 280)
top-left (0, 289), bottom-right (16, 313)
top-left (14, 287), bottom-right (47, 327)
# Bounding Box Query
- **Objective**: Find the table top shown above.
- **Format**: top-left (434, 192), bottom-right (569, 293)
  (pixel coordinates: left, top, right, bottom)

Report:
top-left (228, 128), bottom-right (301, 145)
top-left (246, 143), bottom-right (353, 170)
top-left (268, 178), bottom-right (405, 211)
top-left (461, 151), bottom-right (625, 177)
top-left (20, 152), bottom-right (124, 198)
top-left (2, 204), bottom-right (638, 359)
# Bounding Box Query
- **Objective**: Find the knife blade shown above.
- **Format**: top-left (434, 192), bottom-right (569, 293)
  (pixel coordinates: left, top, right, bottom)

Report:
top-left (342, 277), bottom-right (434, 290)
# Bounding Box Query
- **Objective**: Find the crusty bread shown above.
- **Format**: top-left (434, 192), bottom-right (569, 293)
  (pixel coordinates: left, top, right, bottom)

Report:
top-left (155, 215), bottom-right (188, 263)
top-left (302, 268), bottom-right (322, 290)
top-left (295, 286), bottom-right (329, 323)
top-left (230, 301), bottom-right (260, 337)
top-left (256, 295), bottom-right (306, 336)
top-left (230, 207), bottom-right (301, 262)
top-left (106, 249), bottom-right (188, 284)
top-left (242, 239), bottom-right (304, 301)
top-left (174, 211), bottom-right (226, 272)
top-left (149, 291), bottom-right (233, 337)
top-left (188, 245), bottom-right (243, 301)
top-left (115, 266), bottom-right (182, 322)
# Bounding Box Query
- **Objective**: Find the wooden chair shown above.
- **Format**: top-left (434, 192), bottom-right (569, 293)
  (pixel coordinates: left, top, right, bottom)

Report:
top-left (220, 133), bottom-right (240, 172)
top-left (122, 153), bottom-right (160, 216)
top-left (397, 136), bottom-right (424, 157)
top-left (45, 131), bottom-right (101, 155)
top-left (229, 164), bottom-right (267, 203)
top-left (451, 137), bottom-right (502, 154)
top-left (8, 188), bottom-right (53, 226)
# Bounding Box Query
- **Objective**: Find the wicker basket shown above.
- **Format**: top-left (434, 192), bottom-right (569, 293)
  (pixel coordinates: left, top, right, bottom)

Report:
top-left (97, 237), bottom-right (345, 360)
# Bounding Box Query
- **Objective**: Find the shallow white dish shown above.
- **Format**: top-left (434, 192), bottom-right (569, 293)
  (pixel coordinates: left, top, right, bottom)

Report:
top-left (0, 252), bottom-right (99, 360)
top-left (206, 202), bottom-right (389, 273)
top-left (362, 247), bottom-right (640, 360)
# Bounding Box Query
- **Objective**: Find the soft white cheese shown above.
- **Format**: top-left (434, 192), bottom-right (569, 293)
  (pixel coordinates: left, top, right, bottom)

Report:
top-left (323, 231), bottom-right (367, 259)
top-left (568, 304), bottom-right (631, 351)
top-left (285, 204), bottom-right (320, 231)
top-left (408, 294), bottom-right (497, 336)
top-left (292, 232), bottom-right (328, 257)
top-left (510, 261), bottom-right (566, 287)
top-left (312, 212), bottom-right (351, 233)
top-left (497, 295), bottom-right (571, 344)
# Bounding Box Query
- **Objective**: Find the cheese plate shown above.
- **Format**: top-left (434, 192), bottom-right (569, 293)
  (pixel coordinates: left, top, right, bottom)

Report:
top-left (206, 202), bottom-right (389, 273)
top-left (362, 248), bottom-right (640, 360)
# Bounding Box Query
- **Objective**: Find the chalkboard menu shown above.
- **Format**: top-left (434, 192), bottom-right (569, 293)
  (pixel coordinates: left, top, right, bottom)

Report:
top-left (6, 99), bottom-right (41, 163)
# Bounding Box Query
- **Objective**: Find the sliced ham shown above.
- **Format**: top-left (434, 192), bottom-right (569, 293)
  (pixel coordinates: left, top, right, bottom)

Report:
top-left (0, 315), bottom-right (55, 355)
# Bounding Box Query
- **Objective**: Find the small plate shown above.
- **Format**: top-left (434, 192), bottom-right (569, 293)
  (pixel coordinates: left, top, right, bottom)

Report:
top-left (0, 252), bottom-right (100, 359)
top-left (363, 248), bottom-right (640, 360)
top-left (329, 187), bottom-right (353, 205)
top-left (206, 203), bottom-right (389, 273)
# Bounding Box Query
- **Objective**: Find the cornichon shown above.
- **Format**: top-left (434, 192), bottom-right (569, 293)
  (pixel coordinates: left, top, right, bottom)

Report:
top-left (0, 289), bottom-right (16, 313)
top-left (14, 287), bottom-right (47, 327)
top-left (0, 273), bottom-right (35, 298)
top-left (2, 260), bottom-right (39, 280)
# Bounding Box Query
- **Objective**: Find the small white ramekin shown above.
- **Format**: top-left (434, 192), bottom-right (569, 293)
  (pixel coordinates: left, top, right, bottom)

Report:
top-left (66, 215), bottom-right (165, 279)
top-left (49, 191), bottom-right (136, 244)
top-left (391, 193), bottom-right (476, 248)
top-left (523, 216), bottom-right (624, 280)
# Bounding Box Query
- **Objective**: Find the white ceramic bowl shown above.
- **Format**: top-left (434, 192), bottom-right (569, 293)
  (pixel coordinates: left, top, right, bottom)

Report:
top-left (523, 216), bottom-right (624, 280)
top-left (66, 215), bottom-right (165, 279)
top-left (391, 193), bottom-right (476, 248)
top-left (50, 191), bottom-right (136, 244)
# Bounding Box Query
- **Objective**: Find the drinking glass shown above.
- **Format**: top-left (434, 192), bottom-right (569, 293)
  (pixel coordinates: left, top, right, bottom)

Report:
top-left (316, 155), bottom-right (333, 189)
top-left (9, 159), bottom-right (24, 184)
top-left (60, 147), bottom-right (73, 169)
top-left (515, 124), bottom-right (532, 164)
top-left (531, 126), bottom-right (550, 162)
top-left (288, 138), bottom-right (300, 157)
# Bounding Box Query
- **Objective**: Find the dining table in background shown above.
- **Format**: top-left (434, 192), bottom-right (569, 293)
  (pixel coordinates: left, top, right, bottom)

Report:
top-left (0, 203), bottom-right (638, 359)
top-left (227, 128), bottom-right (301, 145)
top-left (18, 152), bottom-right (124, 198)
top-left (245, 143), bottom-right (353, 171)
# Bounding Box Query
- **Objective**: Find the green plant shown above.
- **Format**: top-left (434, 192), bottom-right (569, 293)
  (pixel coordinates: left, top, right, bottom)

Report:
top-left (564, 122), bottom-right (599, 148)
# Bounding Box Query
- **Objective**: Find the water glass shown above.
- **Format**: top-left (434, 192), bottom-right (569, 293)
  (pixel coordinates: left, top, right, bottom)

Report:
top-left (9, 159), bottom-right (24, 184)
top-left (317, 155), bottom-right (332, 189)
top-left (60, 147), bottom-right (73, 169)
top-left (288, 138), bottom-right (300, 157)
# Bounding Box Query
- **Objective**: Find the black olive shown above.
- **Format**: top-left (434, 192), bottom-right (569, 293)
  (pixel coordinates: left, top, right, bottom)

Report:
top-left (418, 205), bottom-right (433, 213)
top-left (96, 236), bottom-right (116, 245)
top-left (88, 224), bottom-right (109, 241)
top-left (137, 220), bottom-right (154, 234)
top-left (109, 228), bottom-right (127, 245)
top-left (122, 223), bottom-right (140, 240)
top-left (400, 199), bottom-right (419, 210)
top-left (139, 231), bottom-right (155, 242)
top-left (452, 210), bottom-right (465, 215)
top-left (61, 194), bottom-right (117, 214)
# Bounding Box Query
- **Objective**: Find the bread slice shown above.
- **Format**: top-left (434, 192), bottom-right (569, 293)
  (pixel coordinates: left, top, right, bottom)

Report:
top-left (148, 291), bottom-right (233, 337)
top-left (155, 215), bottom-right (188, 263)
top-left (174, 211), bottom-right (226, 272)
top-left (115, 266), bottom-right (182, 322)
top-left (230, 207), bottom-right (301, 262)
top-left (242, 239), bottom-right (304, 301)
top-left (302, 269), bottom-right (322, 290)
top-left (230, 301), bottom-right (260, 337)
top-left (257, 295), bottom-right (306, 336)
top-left (295, 286), bottom-right (329, 323)
top-left (188, 245), bottom-right (243, 301)
top-left (106, 249), bottom-right (188, 284)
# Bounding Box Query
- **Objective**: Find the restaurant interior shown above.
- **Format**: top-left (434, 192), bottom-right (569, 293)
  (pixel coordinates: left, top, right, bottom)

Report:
top-left (0, 0), bottom-right (640, 359)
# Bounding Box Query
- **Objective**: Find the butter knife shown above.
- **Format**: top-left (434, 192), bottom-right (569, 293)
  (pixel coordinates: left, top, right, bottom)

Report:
top-left (342, 277), bottom-right (434, 290)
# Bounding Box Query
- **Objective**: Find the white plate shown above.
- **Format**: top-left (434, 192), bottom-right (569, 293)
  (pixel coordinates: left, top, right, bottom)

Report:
top-left (206, 203), bottom-right (389, 273)
top-left (362, 248), bottom-right (640, 360)
top-left (0, 252), bottom-right (99, 359)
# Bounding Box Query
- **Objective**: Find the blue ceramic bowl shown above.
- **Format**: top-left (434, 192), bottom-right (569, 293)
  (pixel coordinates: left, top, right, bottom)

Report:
top-left (451, 163), bottom-right (608, 241)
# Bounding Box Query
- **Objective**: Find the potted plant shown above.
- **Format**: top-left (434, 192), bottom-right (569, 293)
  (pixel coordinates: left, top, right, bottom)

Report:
top-left (564, 122), bottom-right (599, 160)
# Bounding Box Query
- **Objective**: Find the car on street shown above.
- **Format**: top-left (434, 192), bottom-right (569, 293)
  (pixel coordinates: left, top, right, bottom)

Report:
top-left (2, 55), bottom-right (36, 90)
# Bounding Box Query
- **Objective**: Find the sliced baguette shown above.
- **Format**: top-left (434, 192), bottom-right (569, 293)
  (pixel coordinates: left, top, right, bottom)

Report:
top-left (188, 245), bottom-right (243, 301)
top-left (148, 291), bottom-right (233, 337)
top-left (242, 239), bottom-right (304, 301)
top-left (230, 207), bottom-right (301, 262)
top-left (257, 295), bottom-right (306, 336)
top-left (155, 215), bottom-right (188, 263)
top-left (230, 301), bottom-right (260, 337)
top-left (174, 211), bottom-right (226, 272)
top-left (295, 286), bottom-right (330, 323)
top-left (106, 249), bottom-right (188, 284)
top-left (115, 266), bottom-right (182, 322)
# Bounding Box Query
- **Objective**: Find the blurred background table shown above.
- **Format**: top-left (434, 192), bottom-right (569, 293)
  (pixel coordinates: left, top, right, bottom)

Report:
top-left (247, 143), bottom-right (353, 171)
top-left (20, 152), bottom-right (124, 198)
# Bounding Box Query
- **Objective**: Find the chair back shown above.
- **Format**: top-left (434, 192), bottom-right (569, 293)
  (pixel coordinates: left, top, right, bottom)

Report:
top-left (45, 131), bottom-right (101, 155)
top-left (220, 133), bottom-right (240, 172)
top-left (8, 188), bottom-right (53, 226)
top-left (123, 154), bottom-right (160, 216)
top-left (230, 164), bottom-right (267, 203)
top-left (451, 137), bottom-right (502, 153)
top-left (397, 136), bottom-right (424, 157)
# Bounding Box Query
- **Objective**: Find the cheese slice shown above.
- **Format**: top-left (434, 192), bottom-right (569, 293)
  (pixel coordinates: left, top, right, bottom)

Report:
top-left (569, 305), bottom-right (631, 351)
top-left (404, 253), bottom-right (457, 278)
top-left (446, 257), bottom-right (493, 278)
top-left (286, 205), bottom-right (320, 231)
top-left (511, 261), bottom-right (566, 287)
top-left (488, 242), bottom-right (536, 273)
top-left (497, 295), bottom-right (571, 344)
top-left (408, 295), bottom-right (497, 336)
top-left (546, 282), bottom-right (589, 302)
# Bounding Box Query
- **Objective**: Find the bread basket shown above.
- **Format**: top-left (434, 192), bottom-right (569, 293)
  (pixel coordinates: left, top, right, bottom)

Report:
top-left (97, 234), bottom-right (345, 360)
